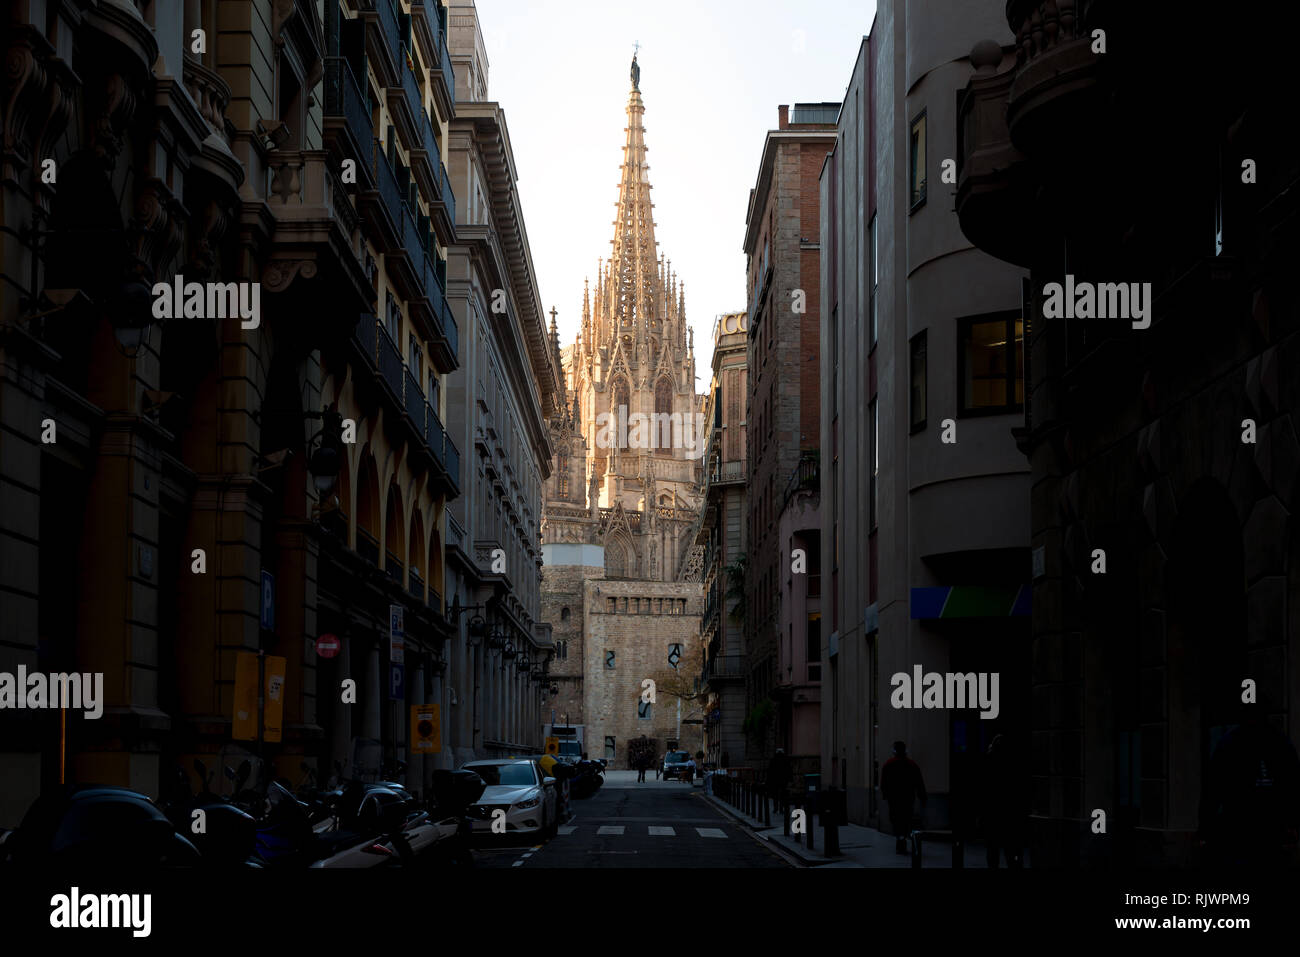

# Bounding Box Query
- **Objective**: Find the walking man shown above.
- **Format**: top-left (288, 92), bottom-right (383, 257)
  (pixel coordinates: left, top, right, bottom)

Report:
top-left (880, 740), bottom-right (927, 855)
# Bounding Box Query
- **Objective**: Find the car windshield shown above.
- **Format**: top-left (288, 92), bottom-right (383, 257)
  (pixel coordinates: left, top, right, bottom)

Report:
top-left (668, 752), bottom-right (690, 763)
top-left (468, 763), bottom-right (536, 786)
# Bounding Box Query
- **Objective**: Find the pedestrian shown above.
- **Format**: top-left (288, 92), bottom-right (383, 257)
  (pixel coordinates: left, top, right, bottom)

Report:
top-left (636, 750), bottom-right (647, 783)
top-left (980, 734), bottom-right (1024, 867)
top-left (1199, 704), bottom-right (1300, 867)
top-left (880, 740), bottom-right (926, 855)
top-left (693, 751), bottom-right (705, 785)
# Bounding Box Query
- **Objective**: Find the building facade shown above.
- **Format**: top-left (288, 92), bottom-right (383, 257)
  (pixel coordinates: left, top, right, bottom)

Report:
top-left (690, 312), bottom-right (749, 769)
top-left (742, 104), bottom-right (835, 765)
top-left (540, 56), bottom-right (706, 768)
top-left (819, 0), bottom-right (1029, 830)
top-left (442, 0), bottom-right (559, 766)
top-left (0, 0), bottom-right (568, 827)
top-left (956, 1), bottom-right (1300, 865)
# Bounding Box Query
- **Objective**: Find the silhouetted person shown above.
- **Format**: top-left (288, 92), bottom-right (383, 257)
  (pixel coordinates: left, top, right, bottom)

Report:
top-left (880, 740), bottom-right (926, 854)
top-left (1199, 707), bottom-right (1300, 868)
top-left (636, 751), bottom-right (648, 783)
top-left (981, 734), bottom-right (1024, 868)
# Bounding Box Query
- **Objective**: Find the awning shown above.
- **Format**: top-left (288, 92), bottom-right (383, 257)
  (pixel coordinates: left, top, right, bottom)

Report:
top-left (910, 585), bottom-right (1030, 619)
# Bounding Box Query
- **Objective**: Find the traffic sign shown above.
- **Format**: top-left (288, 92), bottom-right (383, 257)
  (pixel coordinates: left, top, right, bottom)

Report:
top-left (316, 634), bottom-right (340, 658)
top-left (389, 662), bottom-right (404, 700)
top-left (545, 736), bottom-right (560, 755)
top-left (411, 704), bottom-right (440, 754)
top-left (260, 570), bottom-right (275, 631)
top-left (389, 604), bottom-right (404, 662)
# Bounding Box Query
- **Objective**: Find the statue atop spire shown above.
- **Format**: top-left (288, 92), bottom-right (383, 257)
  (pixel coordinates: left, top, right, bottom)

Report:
top-left (630, 43), bottom-right (641, 90)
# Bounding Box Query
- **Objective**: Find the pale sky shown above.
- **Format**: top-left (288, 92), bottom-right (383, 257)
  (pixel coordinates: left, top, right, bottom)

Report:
top-left (475, 0), bottom-right (877, 384)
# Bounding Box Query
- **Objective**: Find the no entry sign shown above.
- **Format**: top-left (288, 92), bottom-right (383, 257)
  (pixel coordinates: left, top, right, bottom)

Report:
top-left (316, 634), bottom-right (341, 658)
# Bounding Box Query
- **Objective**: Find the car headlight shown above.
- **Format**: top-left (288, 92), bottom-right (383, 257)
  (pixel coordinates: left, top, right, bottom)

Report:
top-left (514, 796), bottom-right (540, 810)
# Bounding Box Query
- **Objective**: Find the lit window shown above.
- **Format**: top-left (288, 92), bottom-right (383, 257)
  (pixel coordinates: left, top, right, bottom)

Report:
top-left (958, 313), bottom-right (1025, 415)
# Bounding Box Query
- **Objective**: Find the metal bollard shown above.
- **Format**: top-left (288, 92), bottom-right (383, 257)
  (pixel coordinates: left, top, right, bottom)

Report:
top-left (911, 830), bottom-right (922, 868)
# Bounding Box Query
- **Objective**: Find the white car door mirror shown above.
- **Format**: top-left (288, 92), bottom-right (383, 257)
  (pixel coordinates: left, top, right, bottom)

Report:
top-left (543, 777), bottom-right (556, 787)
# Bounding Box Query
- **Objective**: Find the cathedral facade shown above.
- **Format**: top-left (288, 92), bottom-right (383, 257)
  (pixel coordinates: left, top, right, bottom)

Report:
top-left (540, 56), bottom-right (707, 767)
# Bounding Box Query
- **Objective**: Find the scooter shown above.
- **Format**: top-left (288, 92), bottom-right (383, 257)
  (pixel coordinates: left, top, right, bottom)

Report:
top-left (160, 760), bottom-right (263, 867)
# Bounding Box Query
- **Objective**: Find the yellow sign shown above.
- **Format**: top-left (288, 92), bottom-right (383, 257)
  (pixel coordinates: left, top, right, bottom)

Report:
top-left (263, 655), bottom-right (286, 744)
top-left (544, 736), bottom-right (560, 755)
top-left (232, 652), bottom-right (286, 742)
top-left (232, 652), bottom-right (258, 741)
top-left (411, 704), bottom-right (441, 754)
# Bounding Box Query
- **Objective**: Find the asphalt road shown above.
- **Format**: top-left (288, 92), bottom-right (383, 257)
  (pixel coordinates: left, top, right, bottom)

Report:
top-left (473, 772), bottom-right (791, 869)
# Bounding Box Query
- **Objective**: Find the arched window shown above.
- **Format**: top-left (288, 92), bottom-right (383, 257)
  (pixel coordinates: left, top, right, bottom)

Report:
top-left (612, 378), bottom-right (630, 450)
top-left (606, 540), bottom-right (627, 578)
top-left (560, 607), bottom-right (570, 622)
top-left (655, 377), bottom-right (673, 419)
top-left (557, 452), bottom-right (569, 499)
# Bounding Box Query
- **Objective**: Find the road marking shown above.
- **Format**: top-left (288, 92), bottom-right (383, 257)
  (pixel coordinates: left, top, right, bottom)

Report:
top-left (647, 826), bottom-right (676, 836)
top-left (557, 825), bottom-right (577, 835)
top-left (521, 852), bottom-right (534, 858)
top-left (696, 827), bottom-right (728, 839)
top-left (512, 860), bottom-right (524, 867)
top-left (596, 825), bottom-right (625, 835)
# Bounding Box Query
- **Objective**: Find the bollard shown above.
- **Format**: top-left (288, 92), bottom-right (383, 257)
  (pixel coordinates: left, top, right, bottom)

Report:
top-left (911, 830), bottom-right (922, 868)
top-left (824, 813), bottom-right (839, 857)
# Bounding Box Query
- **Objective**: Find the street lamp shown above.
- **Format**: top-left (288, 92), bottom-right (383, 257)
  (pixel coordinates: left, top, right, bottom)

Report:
top-left (307, 409), bottom-right (344, 495)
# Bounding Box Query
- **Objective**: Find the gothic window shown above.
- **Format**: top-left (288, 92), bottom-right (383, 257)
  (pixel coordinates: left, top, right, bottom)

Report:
top-left (606, 540), bottom-right (627, 578)
top-left (668, 644), bottom-right (682, 669)
top-left (557, 453), bottom-right (569, 499)
top-left (612, 378), bottom-right (630, 450)
top-left (655, 377), bottom-right (673, 420)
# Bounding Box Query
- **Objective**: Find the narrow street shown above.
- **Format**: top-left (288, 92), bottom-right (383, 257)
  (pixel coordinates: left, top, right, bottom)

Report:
top-left (474, 772), bottom-right (790, 869)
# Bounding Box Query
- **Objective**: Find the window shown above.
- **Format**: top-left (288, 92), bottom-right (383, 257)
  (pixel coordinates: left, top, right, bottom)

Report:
top-left (557, 453), bottom-right (569, 499)
top-left (807, 615), bottom-right (822, 682)
top-left (613, 378), bottom-right (630, 449)
top-left (910, 330), bottom-right (927, 432)
top-left (668, 643), bottom-right (682, 669)
top-left (560, 606), bottom-right (570, 622)
top-left (909, 111), bottom-right (927, 210)
top-left (958, 312), bottom-right (1024, 415)
top-left (555, 640), bottom-right (568, 660)
top-left (638, 700), bottom-right (652, 720)
top-left (605, 650), bottom-right (615, 669)
top-left (869, 213), bottom-right (878, 345)
top-left (869, 397), bottom-right (878, 529)
top-left (605, 736), bottom-right (616, 762)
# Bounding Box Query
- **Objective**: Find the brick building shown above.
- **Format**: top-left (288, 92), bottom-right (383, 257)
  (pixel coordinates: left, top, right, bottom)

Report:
top-left (742, 104), bottom-right (835, 764)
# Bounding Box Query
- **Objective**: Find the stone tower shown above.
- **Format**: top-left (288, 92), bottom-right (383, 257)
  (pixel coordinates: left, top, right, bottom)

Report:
top-left (543, 52), bottom-right (705, 582)
top-left (540, 56), bottom-right (706, 767)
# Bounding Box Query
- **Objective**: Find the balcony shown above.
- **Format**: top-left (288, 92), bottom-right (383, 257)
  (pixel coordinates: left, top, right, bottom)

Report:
top-left (357, 528), bottom-right (381, 567)
top-left (409, 567), bottom-right (425, 602)
top-left (444, 429), bottom-right (460, 496)
top-left (403, 368), bottom-right (426, 435)
top-left (387, 45), bottom-right (425, 159)
top-left (424, 401), bottom-right (447, 473)
top-left (782, 452), bottom-right (820, 511)
top-left (324, 57), bottom-right (374, 179)
top-left (385, 201), bottom-right (426, 306)
top-left (430, 151), bottom-right (456, 241)
top-left (411, 1), bottom-right (455, 119)
top-left (358, 149), bottom-right (403, 252)
top-left (411, 108), bottom-right (442, 206)
top-left (385, 550), bottom-right (404, 585)
top-left (955, 51), bottom-right (1033, 268)
top-left (361, 0), bottom-right (402, 87)
top-left (1005, 0), bottom-right (1101, 158)
top-left (376, 321), bottom-right (403, 406)
top-left (707, 655), bottom-right (745, 683)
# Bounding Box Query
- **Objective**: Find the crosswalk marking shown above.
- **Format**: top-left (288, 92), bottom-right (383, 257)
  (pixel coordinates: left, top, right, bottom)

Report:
top-left (596, 825), bottom-right (625, 835)
top-left (647, 826), bottom-right (675, 836)
top-left (696, 827), bottom-right (728, 838)
top-left (557, 825), bottom-right (577, 835)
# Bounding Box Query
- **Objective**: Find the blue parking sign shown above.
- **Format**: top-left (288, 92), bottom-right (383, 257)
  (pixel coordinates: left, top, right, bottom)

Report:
top-left (260, 570), bottom-right (275, 631)
top-left (389, 663), bottom-right (404, 701)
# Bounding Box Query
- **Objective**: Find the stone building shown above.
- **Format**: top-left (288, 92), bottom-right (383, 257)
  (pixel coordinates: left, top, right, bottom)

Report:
top-left (689, 312), bottom-right (749, 769)
top-left (819, 0), bottom-right (1029, 830)
top-left (0, 0), bottom-right (469, 824)
top-left (956, 1), bottom-right (1300, 865)
top-left (441, 0), bottom-right (559, 766)
top-left (540, 55), bottom-right (706, 768)
top-left (742, 103), bottom-right (834, 766)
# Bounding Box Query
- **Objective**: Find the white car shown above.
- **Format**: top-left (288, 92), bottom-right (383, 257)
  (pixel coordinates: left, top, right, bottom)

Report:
top-left (462, 759), bottom-right (558, 837)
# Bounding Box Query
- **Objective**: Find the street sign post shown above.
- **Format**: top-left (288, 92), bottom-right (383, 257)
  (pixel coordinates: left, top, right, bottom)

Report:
top-left (389, 604), bottom-right (404, 662)
top-left (316, 633), bottom-right (340, 658)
